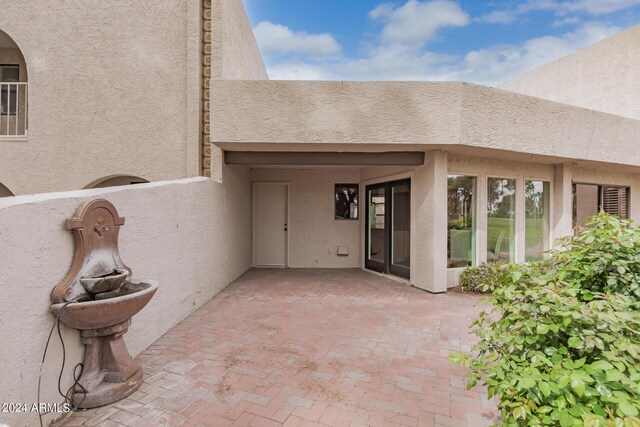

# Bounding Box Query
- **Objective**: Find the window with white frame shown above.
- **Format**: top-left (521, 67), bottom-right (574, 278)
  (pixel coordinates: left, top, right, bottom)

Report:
top-left (487, 178), bottom-right (516, 263)
top-left (447, 175), bottom-right (476, 268)
top-left (525, 180), bottom-right (550, 261)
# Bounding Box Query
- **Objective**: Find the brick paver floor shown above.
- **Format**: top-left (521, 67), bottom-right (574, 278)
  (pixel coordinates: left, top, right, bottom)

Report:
top-left (59, 268), bottom-right (499, 427)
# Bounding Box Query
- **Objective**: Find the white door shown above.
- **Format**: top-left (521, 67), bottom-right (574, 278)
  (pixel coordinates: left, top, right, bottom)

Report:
top-left (253, 182), bottom-right (289, 267)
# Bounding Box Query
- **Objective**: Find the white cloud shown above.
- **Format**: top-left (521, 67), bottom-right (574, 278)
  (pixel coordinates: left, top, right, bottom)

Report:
top-left (253, 21), bottom-right (341, 58)
top-left (476, 10), bottom-right (519, 24)
top-left (560, 0), bottom-right (640, 14)
top-left (449, 21), bottom-right (620, 84)
top-left (552, 16), bottom-right (582, 27)
top-left (266, 62), bottom-right (331, 80)
top-left (479, 0), bottom-right (640, 25)
top-left (370, 0), bottom-right (470, 46)
top-left (261, 20), bottom-right (621, 86)
top-left (254, 0), bottom-right (627, 86)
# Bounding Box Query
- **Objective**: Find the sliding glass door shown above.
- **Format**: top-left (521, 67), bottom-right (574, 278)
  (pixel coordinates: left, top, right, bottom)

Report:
top-left (365, 179), bottom-right (411, 279)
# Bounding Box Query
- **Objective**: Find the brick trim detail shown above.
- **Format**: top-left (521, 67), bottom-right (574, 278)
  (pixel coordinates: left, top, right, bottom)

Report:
top-left (201, 0), bottom-right (212, 177)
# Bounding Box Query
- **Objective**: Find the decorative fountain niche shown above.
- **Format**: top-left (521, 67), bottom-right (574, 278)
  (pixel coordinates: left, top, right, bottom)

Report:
top-left (50, 199), bottom-right (158, 408)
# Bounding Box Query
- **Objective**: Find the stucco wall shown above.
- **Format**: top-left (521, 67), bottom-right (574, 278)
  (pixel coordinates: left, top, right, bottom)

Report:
top-left (0, 1), bottom-right (202, 195)
top-left (211, 80), bottom-right (640, 170)
top-left (499, 25), bottom-right (640, 121)
top-left (251, 169), bottom-right (361, 268)
top-left (0, 172), bottom-right (251, 426)
top-left (205, 0), bottom-right (269, 180)
top-left (211, 0), bottom-right (268, 81)
top-left (411, 151), bottom-right (448, 293)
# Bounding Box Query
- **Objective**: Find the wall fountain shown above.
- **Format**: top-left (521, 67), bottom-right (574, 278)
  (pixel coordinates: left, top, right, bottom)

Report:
top-left (50, 199), bottom-right (158, 408)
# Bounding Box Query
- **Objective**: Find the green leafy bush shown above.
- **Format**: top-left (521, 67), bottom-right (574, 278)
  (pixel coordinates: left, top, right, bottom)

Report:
top-left (459, 261), bottom-right (551, 294)
top-left (451, 213), bottom-right (640, 426)
top-left (459, 262), bottom-right (512, 293)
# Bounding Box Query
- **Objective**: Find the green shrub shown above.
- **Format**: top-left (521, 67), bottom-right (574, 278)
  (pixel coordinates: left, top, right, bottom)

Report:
top-left (459, 262), bottom-right (512, 293)
top-left (459, 261), bottom-right (551, 294)
top-left (451, 213), bottom-right (640, 426)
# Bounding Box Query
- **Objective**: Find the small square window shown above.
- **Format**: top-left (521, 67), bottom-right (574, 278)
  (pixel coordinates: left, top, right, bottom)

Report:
top-left (335, 184), bottom-right (358, 220)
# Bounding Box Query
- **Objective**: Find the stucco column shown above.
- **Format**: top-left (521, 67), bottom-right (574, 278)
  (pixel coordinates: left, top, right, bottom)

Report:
top-left (210, 145), bottom-right (223, 183)
top-left (412, 150), bottom-right (448, 293)
top-left (553, 164), bottom-right (573, 243)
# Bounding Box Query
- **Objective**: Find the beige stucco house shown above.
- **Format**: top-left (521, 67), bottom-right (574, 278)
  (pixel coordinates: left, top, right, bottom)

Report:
top-left (208, 22), bottom-right (640, 293)
top-left (0, 3), bottom-right (639, 424)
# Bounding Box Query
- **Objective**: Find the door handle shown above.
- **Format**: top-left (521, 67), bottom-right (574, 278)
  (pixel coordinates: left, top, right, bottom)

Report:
top-left (284, 223), bottom-right (288, 231)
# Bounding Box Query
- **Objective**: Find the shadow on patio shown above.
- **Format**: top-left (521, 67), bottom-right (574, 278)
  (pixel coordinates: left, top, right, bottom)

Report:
top-left (58, 269), bottom-right (498, 427)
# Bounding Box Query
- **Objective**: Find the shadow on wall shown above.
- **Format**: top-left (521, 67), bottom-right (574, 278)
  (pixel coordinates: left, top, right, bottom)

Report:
top-left (84, 175), bottom-right (150, 189)
top-left (0, 182), bottom-right (14, 197)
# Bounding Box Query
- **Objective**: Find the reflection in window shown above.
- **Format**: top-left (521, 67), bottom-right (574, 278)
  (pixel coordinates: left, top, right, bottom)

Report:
top-left (573, 184), bottom-right (629, 229)
top-left (392, 182), bottom-right (410, 269)
top-left (367, 187), bottom-right (385, 263)
top-left (525, 180), bottom-right (550, 261)
top-left (447, 175), bottom-right (475, 268)
top-left (335, 184), bottom-right (358, 220)
top-left (487, 178), bottom-right (515, 263)
top-left (0, 65), bottom-right (19, 115)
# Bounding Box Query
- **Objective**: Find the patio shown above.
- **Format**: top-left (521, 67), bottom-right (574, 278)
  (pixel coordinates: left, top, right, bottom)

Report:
top-left (58, 269), bottom-right (498, 427)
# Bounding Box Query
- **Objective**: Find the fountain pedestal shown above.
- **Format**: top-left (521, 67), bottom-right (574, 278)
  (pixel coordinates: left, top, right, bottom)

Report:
top-left (75, 319), bottom-right (143, 408)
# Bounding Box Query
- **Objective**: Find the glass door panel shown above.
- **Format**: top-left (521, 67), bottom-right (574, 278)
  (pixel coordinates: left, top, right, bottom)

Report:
top-left (366, 185), bottom-right (386, 273)
top-left (390, 181), bottom-right (410, 279)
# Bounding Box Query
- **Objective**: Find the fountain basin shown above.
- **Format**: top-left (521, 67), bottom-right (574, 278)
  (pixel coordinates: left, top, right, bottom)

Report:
top-left (79, 269), bottom-right (128, 295)
top-left (51, 281), bottom-right (158, 330)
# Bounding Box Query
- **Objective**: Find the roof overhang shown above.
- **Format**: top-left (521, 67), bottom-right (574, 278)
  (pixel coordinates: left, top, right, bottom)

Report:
top-left (225, 151), bottom-right (425, 166)
top-left (211, 80), bottom-right (640, 169)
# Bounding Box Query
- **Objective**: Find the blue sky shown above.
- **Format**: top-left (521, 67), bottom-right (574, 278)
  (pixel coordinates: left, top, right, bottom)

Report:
top-left (244, 0), bottom-right (640, 85)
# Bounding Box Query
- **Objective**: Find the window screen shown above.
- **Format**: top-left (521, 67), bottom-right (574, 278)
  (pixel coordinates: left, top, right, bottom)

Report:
top-left (602, 186), bottom-right (629, 219)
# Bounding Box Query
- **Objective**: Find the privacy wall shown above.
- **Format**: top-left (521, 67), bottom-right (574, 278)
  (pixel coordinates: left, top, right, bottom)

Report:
top-left (0, 172), bottom-right (251, 426)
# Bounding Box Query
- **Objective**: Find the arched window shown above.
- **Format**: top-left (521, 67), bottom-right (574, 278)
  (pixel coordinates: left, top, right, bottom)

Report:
top-left (84, 175), bottom-right (150, 189)
top-left (0, 30), bottom-right (28, 139)
top-left (0, 182), bottom-right (14, 197)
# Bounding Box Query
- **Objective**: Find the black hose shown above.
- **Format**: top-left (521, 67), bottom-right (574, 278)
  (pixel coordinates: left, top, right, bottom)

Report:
top-left (37, 298), bottom-right (87, 427)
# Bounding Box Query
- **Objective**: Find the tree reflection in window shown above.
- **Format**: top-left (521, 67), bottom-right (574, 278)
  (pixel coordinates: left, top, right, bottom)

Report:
top-left (448, 175), bottom-right (475, 268)
top-left (525, 180), bottom-right (550, 261)
top-left (335, 184), bottom-right (358, 220)
top-left (487, 178), bottom-right (516, 262)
